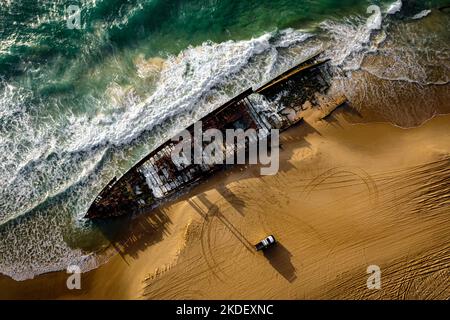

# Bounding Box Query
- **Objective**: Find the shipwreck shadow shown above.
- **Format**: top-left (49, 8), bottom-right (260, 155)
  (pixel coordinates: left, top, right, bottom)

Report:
top-left (189, 193), bottom-right (255, 253)
top-left (263, 242), bottom-right (297, 283)
top-left (92, 208), bottom-right (172, 263)
top-left (281, 118), bottom-right (321, 142)
top-left (326, 102), bottom-right (364, 127)
top-left (216, 184), bottom-right (246, 216)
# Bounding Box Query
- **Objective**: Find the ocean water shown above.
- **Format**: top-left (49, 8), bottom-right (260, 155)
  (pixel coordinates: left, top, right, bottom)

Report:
top-left (0, 0), bottom-right (449, 280)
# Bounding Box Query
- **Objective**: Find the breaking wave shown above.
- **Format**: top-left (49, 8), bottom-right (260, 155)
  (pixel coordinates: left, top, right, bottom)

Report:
top-left (412, 10), bottom-right (432, 20)
top-left (386, 0), bottom-right (402, 15)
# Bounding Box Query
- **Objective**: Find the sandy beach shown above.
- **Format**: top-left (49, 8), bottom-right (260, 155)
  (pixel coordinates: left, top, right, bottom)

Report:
top-left (1, 104), bottom-right (449, 300)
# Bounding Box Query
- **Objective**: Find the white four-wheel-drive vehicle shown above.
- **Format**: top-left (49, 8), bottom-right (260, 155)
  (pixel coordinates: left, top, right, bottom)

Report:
top-left (255, 235), bottom-right (276, 251)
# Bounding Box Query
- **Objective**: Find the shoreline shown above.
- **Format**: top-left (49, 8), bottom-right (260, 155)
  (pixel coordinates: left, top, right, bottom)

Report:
top-left (1, 106), bottom-right (449, 299)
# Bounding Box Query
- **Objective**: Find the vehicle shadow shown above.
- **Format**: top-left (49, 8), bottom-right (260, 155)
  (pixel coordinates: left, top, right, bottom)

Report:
top-left (263, 242), bottom-right (297, 283)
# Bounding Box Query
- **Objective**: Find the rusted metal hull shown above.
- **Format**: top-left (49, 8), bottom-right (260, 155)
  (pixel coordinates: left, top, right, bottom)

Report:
top-left (85, 52), bottom-right (341, 219)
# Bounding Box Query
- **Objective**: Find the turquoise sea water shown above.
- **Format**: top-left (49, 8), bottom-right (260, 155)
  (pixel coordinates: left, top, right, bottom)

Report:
top-left (0, 0), bottom-right (449, 280)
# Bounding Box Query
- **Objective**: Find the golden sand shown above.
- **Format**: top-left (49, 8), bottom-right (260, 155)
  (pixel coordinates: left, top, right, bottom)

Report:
top-left (1, 107), bottom-right (449, 299)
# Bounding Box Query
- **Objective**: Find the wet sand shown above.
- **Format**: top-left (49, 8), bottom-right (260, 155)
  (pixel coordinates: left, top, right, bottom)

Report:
top-left (1, 106), bottom-right (449, 299)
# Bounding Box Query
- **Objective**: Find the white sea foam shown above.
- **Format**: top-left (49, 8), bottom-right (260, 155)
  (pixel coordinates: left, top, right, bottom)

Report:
top-left (386, 0), bottom-right (402, 15)
top-left (412, 10), bottom-right (431, 20)
top-left (320, 13), bottom-right (383, 70)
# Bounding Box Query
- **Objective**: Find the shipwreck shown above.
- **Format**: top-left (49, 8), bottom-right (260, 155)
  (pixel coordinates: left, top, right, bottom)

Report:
top-left (85, 52), bottom-right (346, 219)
